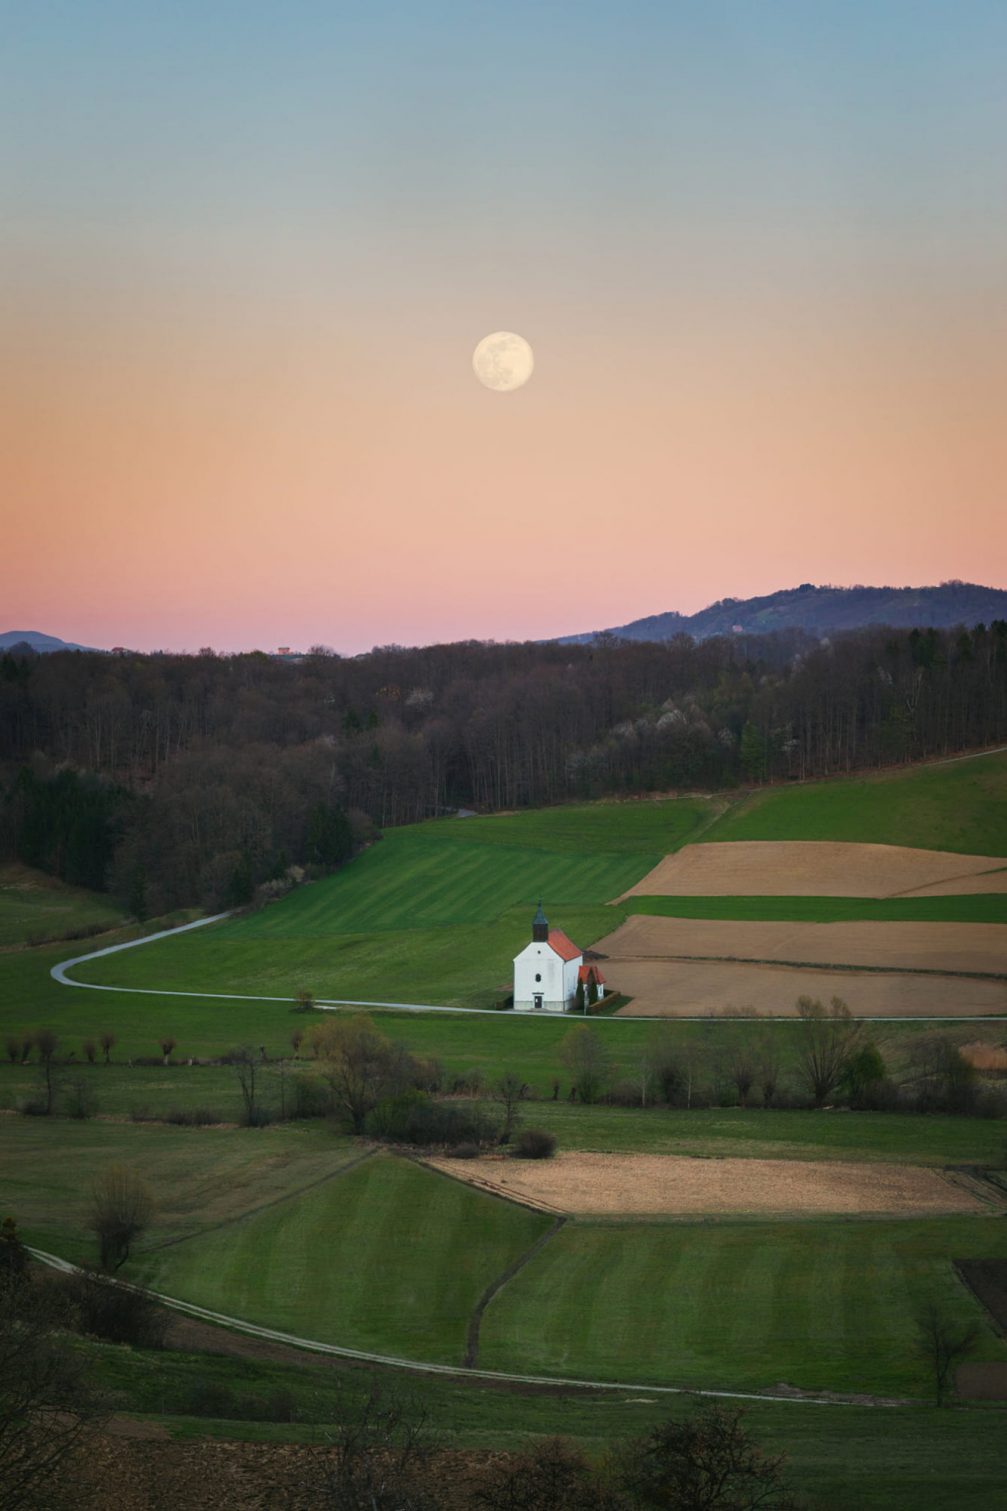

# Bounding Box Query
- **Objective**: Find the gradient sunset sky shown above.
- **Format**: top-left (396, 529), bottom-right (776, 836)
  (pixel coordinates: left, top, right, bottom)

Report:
top-left (3, 2), bottom-right (1005, 653)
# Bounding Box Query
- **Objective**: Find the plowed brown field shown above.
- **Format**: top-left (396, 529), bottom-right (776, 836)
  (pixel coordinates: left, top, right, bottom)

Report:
top-left (591, 915), bottom-right (1007, 1017)
top-left (596, 915), bottom-right (1007, 974)
top-left (618, 841), bottom-right (1007, 900)
top-left (606, 958), bottom-right (1006, 1016)
top-left (427, 1152), bottom-right (989, 1217)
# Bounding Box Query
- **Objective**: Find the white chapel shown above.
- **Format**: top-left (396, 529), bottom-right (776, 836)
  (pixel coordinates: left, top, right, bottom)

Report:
top-left (512, 903), bottom-right (605, 1012)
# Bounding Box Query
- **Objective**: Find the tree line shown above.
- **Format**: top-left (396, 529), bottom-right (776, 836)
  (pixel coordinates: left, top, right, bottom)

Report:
top-left (2, 620), bottom-right (1006, 910)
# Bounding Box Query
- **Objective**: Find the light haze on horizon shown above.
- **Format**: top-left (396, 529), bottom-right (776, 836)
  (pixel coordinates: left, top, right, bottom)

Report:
top-left (2, 2), bottom-right (1005, 654)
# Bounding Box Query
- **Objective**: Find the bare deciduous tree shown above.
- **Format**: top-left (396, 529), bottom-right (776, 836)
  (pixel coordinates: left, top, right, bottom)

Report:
top-left (621, 1401), bottom-right (801, 1509)
top-left (473, 1435), bottom-right (616, 1510)
top-left (725, 1028), bottom-right (757, 1109)
top-left (0, 1249), bottom-right (98, 1511)
top-left (89, 1166), bottom-right (154, 1272)
top-left (159, 1036), bottom-right (176, 1065)
top-left (319, 1384), bottom-right (441, 1509)
top-left (560, 1025), bottom-right (611, 1106)
top-left (230, 1045), bottom-right (262, 1125)
top-left (755, 1030), bottom-right (783, 1108)
top-left (795, 997), bottom-right (862, 1107)
top-left (315, 1017), bottom-right (414, 1133)
top-left (99, 1032), bottom-right (116, 1065)
top-left (33, 1029), bottom-right (59, 1115)
top-left (914, 1301), bottom-right (980, 1406)
top-left (493, 1073), bottom-right (529, 1144)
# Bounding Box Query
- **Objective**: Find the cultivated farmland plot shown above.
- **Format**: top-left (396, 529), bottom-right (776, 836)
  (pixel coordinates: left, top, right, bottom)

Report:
top-left (618, 841), bottom-right (1007, 899)
top-left (593, 915), bottom-right (1007, 1017)
top-left (424, 1151), bottom-right (997, 1218)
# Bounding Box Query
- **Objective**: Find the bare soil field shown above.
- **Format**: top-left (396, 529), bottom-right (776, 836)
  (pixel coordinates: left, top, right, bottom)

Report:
top-left (595, 915), bottom-right (1007, 976)
top-left (606, 958), bottom-right (1007, 1017)
top-left (618, 842), bottom-right (1007, 900)
top-left (426, 1152), bottom-right (990, 1218)
top-left (960, 1040), bottom-right (1007, 1071)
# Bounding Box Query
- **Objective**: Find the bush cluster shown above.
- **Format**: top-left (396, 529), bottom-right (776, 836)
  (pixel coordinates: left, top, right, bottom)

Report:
top-left (366, 1090), bottom-right (498, 1148)
top-left (512, 1128), bottom-right (557, 1160)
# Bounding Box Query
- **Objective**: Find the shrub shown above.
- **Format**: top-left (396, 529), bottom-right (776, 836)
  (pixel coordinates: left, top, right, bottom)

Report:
top-left (512, 1128), bottom-right (557, 1160)
top-left (286, 1074), bottom-right (329, 1120)
top-left (62, 1268), bottom-right (169, 1349)
top-left (366, 1091), bottom-right (499, 1147)
top-left (449, 1068), bottom-right (485, 1097)
top-left (448, 1141), bottom-right (481, 1159)
top-left (18, 1098), bottom-right (49, 1117)
top-left (63, 1077), bottom-right (99, 1120)
top-left (242, 1104), bottom-right (272, 1128)
top-left (184, 1381), bottom-right (240, 1419)
top-left (163, 1106), bottom-right (221, 1126)
top-left (183, 1381), bottom-right (304, 1423)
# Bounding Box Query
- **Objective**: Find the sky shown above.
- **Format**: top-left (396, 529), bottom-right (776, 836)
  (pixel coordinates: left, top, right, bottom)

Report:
top-left (2, 1), bottom-right (1005, 653)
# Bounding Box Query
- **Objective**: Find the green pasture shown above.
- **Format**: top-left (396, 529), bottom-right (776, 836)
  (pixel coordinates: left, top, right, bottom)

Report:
top-left (65, 807), bottom-right (661, 1006)
top-left (1, 1115), bottom-right (358, 1262)
top-left (12, 1119), bottom-right (1003, 1398)
top-left (705, 749), bottom-right (1007, 854)
top-left (134, 1152), bottom-right (549, 1363)
top-left (0, 863), bottom-right (126, 948)
top-left (81, 1337), bottom-right (1007, 1511)
top-left (628, 893), bottom-right (1007, 924)
top-left (481, 1214), bottom-right (1007, 1398)
top-left (423, 797), bottom-right (719, 853)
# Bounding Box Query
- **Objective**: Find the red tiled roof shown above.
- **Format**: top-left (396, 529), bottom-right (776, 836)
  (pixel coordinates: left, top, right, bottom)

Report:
top-left (547, 929), bottom-right (582, 962)
top-left (578, 963), bottom-right (605, 984)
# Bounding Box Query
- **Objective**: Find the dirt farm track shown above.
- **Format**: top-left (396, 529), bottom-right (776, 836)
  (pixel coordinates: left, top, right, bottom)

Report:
top-left (618, 841), bottom-right (1007, 900)
top-left (427, 1152), bottom-right (995, 1218)
top-left (592, 916), bottom-right (1007, 1018)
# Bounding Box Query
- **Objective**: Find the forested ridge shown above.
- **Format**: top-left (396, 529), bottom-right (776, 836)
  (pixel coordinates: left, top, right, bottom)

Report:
top-left (2, 621), bottom-right (1006, 914)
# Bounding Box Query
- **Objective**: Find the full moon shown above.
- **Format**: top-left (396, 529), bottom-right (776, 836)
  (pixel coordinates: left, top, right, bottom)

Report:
top-left (472, 331), bottom-right (534, 391)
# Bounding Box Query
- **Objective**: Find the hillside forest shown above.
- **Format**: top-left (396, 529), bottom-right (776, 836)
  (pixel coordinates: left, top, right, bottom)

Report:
top-left (1, 621), bottom-right (1006, 914)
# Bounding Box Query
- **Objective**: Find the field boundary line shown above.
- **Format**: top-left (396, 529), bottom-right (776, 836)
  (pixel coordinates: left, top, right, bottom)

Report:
top-left (26, 1245), bottom-right (868, 1408)
top-left (142, 1146), bottom-right (378, 1257)
top-left (888, 865), bottom-right (1007, 899)
top-left (464, 1216), bottom-right (566, 1368)
top-left (604, 950), bottom-right (1007, 984)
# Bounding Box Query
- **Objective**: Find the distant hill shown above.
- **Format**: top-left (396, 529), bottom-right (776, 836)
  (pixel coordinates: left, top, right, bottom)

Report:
top-left (558, 582), bottom-right (1007, 645)
top-left (0, 630), bottom-right (98, 654)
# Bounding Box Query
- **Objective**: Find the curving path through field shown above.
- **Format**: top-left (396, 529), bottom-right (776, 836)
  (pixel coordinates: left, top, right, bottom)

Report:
top-left (27, 1244), bottom-right (861, 1408)
top-left (50, 912), bottom-right (1007, 1021)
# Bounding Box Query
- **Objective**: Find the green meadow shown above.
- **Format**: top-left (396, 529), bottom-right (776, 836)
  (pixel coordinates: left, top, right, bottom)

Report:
top-left (8, 1117), bottom-right (1003, 1402)
top-left (627, 893), bottom-right (1007, 924)
top-left (704, 749), bottom-right (1007, 854)
top-left (0, 862), bottom-right (126, 948)
top-left (135, 1152), bottom-right (550, 1364)
top-left (480, 1214), bottom-right (1007, 1397)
